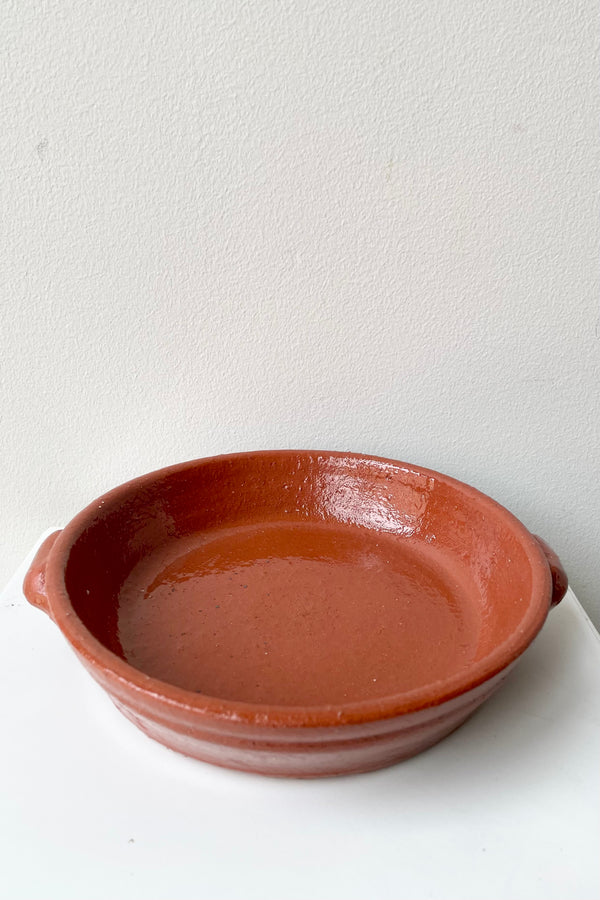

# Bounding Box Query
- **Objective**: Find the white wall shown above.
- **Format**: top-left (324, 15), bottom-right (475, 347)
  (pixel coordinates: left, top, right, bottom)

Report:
top-left (2, 1), bottom-right (599, 622)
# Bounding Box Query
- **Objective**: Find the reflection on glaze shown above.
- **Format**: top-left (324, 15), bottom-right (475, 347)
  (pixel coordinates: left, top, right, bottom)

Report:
top-left (313, 457), bottom-right (434, 536)
top-left (118, 521), bottom-right (480, 705)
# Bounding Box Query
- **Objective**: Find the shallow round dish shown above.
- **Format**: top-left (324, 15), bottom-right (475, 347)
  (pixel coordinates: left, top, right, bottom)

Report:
top-left (24, 450), bottom-right (567, 777)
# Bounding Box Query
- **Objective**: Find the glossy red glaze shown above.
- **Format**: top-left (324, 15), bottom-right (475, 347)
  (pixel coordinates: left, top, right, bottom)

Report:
top-left (23, 451), bottom-right (567, 777)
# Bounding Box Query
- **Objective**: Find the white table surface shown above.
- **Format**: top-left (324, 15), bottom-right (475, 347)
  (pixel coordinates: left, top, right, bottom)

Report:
top-left (2, 530), bottom-right (599, 900)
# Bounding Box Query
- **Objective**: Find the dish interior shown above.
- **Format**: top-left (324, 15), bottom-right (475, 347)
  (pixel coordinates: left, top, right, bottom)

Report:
top-left (63, 453), bottom-right (539, 708)
top-left (117, 521), bottom-right (481, 705)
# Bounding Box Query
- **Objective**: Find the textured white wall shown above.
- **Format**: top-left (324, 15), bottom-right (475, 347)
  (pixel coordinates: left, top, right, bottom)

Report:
top-left (2, 1), bottom-right (599, 621)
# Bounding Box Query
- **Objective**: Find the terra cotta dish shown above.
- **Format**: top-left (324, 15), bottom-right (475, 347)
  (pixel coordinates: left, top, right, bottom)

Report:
top-left (23, 450), bottom-right (567, 777)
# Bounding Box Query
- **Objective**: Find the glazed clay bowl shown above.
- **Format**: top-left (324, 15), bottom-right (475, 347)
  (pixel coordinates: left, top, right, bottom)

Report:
top-left (24, 451), bottom-right (567, 778)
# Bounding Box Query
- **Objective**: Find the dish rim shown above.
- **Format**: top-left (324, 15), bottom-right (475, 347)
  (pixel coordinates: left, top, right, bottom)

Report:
top-left (44, 450), bottom-right (552, 728)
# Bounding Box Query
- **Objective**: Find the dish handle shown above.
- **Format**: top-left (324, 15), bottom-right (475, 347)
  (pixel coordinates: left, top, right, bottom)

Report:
top-left (533, 535), bottom-right (568, 608)
top-left (23, 530), bottom-right (62, 619)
